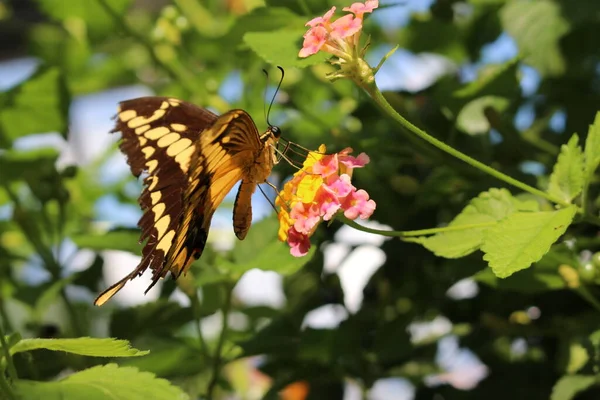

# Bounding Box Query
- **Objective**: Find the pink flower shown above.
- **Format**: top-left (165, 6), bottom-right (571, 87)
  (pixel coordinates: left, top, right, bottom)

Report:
top-left (330, 14), bottom-right (362, 39)
top-left (343, 0), bottom-right (379, 19)
top-left (299, 26), bottom-right (328, 58)
top-left (277, 145), bottom-right (376, 257)
top-left (312, 154), bottom-right (339, 177)
top-left (315, 188), bottom-right (342, 221)
top-left (298, 1), bottom-right (386, 86)
top-left (343, 189), bottom-right (376, 219)
top-left (291, 202), bottom-right (321, 234)
top-left (298, 1), bottom-right (379, 60)
top-left (288, 228), bottom-right (311, 257)
top-left (324, 174), bottom-right (354, 198)
top-left (339, 152), bottom-right (370, 170)
top-left (306, 6), bottom-right (336, 27)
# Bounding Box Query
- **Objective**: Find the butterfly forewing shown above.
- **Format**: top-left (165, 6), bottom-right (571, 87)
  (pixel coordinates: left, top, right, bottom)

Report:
top-left (95, 99), bottom-right (277, 306)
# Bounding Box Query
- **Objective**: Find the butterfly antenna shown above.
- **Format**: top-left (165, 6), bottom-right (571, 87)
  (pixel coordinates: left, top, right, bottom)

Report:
top-left (262, 69), bottom-right (269, 124)
top-left (266, 66), bottom-right (285, 127)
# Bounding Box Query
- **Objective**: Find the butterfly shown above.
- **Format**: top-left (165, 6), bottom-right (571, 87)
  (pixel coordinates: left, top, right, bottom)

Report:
top-left (94, 96), bottom-right (281, 306)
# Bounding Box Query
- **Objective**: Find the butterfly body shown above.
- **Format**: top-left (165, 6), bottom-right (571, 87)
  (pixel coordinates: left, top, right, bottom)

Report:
top-left (94, 97), bottom-right (280, 306)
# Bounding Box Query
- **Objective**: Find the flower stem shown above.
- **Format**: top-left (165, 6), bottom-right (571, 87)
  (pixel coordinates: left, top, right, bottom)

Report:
top-left (364, 84), bottom-right (571, 208)
top-left (0, 320), bottom-right (17, 400)
top-left (337, 215), bottom-right (496, 237)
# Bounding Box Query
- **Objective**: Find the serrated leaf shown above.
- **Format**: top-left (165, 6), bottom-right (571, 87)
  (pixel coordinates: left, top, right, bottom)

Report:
top-left (72, 229), bottom-right (141, 254)
top-left (550, 375), bottom-right (597, 400)
top-left (548, 134), bottom-right (584, 203)
top-left (10, 337), bottom-right (149, 357)
top-left (474, 243), bottom-right (574, 293)
top-left (406, 188), bottom-right (537, 258)
top-left (584, 112), bottom-right (600, 180)
top-left (244, 30), bottom-right (329, 68)
top-left (0, 67), bottom-right (69, 146)
top-left (14, 364), bottom-right (189, 400)
top-left (482, 206), bottom-right (577, 278)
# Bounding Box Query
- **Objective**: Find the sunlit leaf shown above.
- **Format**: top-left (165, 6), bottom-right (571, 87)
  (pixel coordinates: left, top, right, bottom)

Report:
top-left (550, 375), bottom-right (597, 400)
top-left (14, 364), bottom-right (189, 400)
top-left (10, 337), bottom-right (149, 357)
top-left (500, 0), bottom-right (569, 76)
top-left (548, 134), bottom-right (584, 203)
top-left (244, 29), bottom-right (329, 68)
top-left (407, 188), bottom-right (537, 258)
top-left (0, 68), bottom-right (69, 146)
top-left (482, 206), bottom-right (577, 278)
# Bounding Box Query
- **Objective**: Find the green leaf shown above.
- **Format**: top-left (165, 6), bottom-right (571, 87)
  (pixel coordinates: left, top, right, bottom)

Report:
top-left (10, 337), bottom-right (149, 357)
top-left (475, 243), bottom-right (574, 293)
top-left (226, 6), bottom-right (304, 43)
top-left (0, 67), bottom-right (69, 146)
top-left (550, 375), bottom-right (597, 400)
top-left (456, 95), bottom-right (510, 135)
top-left (244, 29), bottom-right (329, 68)
top-left (584, 112), bottom-right (600, 180)
top-left (397, 15), bottom-right (467, 62)
top-left (0, 148), bottom-right (59, 184)
top-left (229, 241), bottom-right (316, 277)
top-left (14, 364), bottom-right (189, 400)
top-left (110, 301), bottom-right (194, 340)
top-left (33, 0), bottom-right (132, 38)
top-left (548, 134), bottom-right (584, 203)
top-left (72, 229), bottom-right (141, 255)
top-left (406, 188), bottom-right (537, 258)
top-left (500, 0), bottom-right (570, 76)
top-left (453, 58), bottom-right (520, 99)
top-left (482, 206), bottom-right (577, 278)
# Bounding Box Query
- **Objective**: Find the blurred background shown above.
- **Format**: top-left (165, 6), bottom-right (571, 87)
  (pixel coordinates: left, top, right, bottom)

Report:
top-left (1, 0), bottom-right (600, 399)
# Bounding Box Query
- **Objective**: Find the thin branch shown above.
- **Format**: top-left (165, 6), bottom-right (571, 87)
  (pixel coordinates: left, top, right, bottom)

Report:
top-left (205, 284), bottom-right (234, 399)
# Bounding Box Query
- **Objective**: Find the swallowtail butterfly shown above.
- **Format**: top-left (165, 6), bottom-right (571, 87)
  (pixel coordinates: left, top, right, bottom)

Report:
top-left (94, 97), bottom-right (281, 305)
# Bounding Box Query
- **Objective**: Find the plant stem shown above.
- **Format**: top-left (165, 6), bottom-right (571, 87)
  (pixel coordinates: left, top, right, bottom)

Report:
top-left (2, 186), bottom-right (84, 337)
top-left (206, 284), bottom-right (234, 399)
top-left (364, 84), bottom-right (571, 208)
top-left (0, 320), bottom-right (18, 393)
top-left (0, 372), bottom-right (15, 400)
top-left (337, 215), bottom-right (497, 237)
top-left (190, 290), bottom-right (209, 359)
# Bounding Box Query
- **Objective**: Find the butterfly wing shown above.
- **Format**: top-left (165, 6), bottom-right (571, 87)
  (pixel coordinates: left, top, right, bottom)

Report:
top-left (95, 97), bottom-right (218, 305)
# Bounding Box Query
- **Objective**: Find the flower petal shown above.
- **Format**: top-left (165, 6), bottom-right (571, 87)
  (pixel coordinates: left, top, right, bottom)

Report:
top-left (330, 14), bottom-right (362, 39)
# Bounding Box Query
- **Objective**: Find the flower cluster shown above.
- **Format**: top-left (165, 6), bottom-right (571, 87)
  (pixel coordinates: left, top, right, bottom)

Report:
top-left (277, 146), bottom-right (376, 257)
top-left (299, 1), bottom-right (379, 84)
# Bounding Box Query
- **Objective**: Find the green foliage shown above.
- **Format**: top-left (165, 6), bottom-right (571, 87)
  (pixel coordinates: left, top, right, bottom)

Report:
top-left (551, 375), bottom-right (598, 400)
top-left (1, 0), bottom-right (600, 399)
top-left (14, 364), bottom-right (189, 400)
top-left (406, 188), bottom-right (538, 258)
top-left (548, 135), bottom-right (584, 203)
top-left (0, 68), bottom-right (69, 147)
top-left (9, 337), bottom-right (149, 358)
top-left (482, 205), bottom-right (577, 277)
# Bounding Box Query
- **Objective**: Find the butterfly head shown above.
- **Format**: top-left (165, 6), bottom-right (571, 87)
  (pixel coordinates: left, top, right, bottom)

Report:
top-left (261, 124), bottom-right (281, 142)
top-left (270, 125), bottom-right (281, 139)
